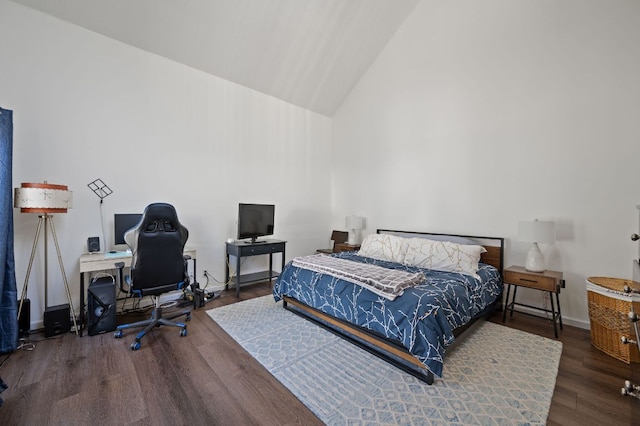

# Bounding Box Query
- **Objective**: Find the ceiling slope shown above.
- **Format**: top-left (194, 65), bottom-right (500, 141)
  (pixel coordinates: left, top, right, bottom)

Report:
top-left (11, 0), bottom-right (419, 116)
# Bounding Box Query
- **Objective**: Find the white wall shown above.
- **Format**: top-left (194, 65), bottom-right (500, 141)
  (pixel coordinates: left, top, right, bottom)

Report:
top-left (332, 0), bottom-right (640, 328)
top-left (0, 1), bottom-right (332, 327)
top-left (4, 0), bottom-right (640, 331)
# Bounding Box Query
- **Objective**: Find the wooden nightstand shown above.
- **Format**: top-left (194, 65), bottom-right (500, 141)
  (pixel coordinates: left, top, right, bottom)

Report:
top-left (502, 265), bottom-right (564, 338)
top-left (334, 243), bottom-right (360, 253)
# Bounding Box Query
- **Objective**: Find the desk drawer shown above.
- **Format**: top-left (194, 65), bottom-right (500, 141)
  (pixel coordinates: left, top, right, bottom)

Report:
top-left (504, 270), bottom-right (557, 291)
top-left (241, 243), bottom-right (285, 256)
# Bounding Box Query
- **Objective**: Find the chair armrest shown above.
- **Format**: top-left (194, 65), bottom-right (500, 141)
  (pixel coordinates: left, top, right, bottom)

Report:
top-left (114, 262), bottom-right (128, 293)
top-left (182, 255), bottom-right (193, 288)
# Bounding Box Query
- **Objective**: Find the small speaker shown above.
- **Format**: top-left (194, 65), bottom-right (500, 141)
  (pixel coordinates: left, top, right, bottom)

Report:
top-left (88, 236), bottom-right (100, 253)
top-left (44, 304), bottom-right (71, 337)
top-left (17, 298), bottom-right (30, 337)
top-left (88, 277), bottom-right (116, 336)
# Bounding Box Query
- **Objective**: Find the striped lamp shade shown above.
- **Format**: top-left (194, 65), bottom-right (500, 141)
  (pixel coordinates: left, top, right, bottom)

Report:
top-left (14, 182), bottom-right (73, 213)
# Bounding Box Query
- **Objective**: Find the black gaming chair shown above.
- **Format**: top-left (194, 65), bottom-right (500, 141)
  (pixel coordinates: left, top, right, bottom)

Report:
top-left (113, 203), bottom-right (191, 350)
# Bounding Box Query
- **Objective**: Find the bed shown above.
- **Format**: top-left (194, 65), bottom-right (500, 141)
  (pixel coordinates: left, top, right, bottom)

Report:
top-left (272, 229), bottom-right (504, 384)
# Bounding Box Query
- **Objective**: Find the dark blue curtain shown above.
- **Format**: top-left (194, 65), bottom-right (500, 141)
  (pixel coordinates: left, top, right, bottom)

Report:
top-left (0, 107), bottom-right (18, 353)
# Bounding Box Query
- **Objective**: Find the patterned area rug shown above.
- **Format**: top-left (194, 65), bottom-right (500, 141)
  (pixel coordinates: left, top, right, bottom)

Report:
top-left (207, 296), bottom-right (562, 425)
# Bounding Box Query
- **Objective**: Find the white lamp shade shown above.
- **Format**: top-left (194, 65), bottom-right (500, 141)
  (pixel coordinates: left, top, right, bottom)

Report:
top-left (14, 182), bottom-right (73, 213)
top-left (518, 220), bottom-right (555, 243)
top-left (346, 215), bottom-right (364, 230)
top-left (346, 215), bottom-right (364, 245)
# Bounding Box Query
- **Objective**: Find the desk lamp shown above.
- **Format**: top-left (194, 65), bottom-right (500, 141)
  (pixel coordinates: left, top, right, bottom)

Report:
top-left (14, 181), bottom-right (78, 334)
top-left (518, 219), bottom-right (555, 272)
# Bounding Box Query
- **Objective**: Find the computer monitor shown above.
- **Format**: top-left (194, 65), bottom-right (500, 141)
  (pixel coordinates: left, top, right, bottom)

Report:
top-left (114, 213), bottom-right (142, 246)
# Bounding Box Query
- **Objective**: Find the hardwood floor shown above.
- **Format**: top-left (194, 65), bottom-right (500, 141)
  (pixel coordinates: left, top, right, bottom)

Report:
top-left (0, 283), bottom-right (638, 425)
top-left (0, 283), bottom-right (322, 426)
top-left (489, 311), bottom-right (639, 426)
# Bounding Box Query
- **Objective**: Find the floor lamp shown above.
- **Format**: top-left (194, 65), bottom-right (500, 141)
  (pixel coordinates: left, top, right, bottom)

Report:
top-left (14, 182), bottom-right (78, 335)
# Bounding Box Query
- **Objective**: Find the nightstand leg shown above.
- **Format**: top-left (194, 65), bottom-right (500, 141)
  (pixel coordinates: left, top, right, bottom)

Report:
top-left (502, 283), bottom-right (512, 323)
top-left (236, 254), bottom-right (241, 298)
top-left (224, 253), bottom-right (230, 291)
top-left (509, 286), bottom-right (518, 318)
top-left (556, 292), bottom-right (563, 330)
top-left (549, 291), bottom-right (558, 338)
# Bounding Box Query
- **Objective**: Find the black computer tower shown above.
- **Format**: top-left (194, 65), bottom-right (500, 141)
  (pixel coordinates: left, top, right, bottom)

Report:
top-left (87, 276), bottom-right (117, 336)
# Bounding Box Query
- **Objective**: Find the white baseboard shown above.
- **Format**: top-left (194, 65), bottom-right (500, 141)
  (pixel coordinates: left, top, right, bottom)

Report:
top-left (506, 304), bottom-right (590, 330)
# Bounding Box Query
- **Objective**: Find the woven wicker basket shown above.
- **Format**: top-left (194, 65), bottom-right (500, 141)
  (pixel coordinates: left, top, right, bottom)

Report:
top-left (586, 277), bottom-right (640, 363)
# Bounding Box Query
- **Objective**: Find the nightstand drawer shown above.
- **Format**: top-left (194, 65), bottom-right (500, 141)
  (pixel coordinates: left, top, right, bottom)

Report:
top-left (504, 270), bottom-right (557, 291)
top-left (334, 243), bottom-right (360, 253)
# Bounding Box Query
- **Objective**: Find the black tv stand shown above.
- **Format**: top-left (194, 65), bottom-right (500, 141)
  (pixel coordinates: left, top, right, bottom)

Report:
top-left (225, 239), bottom-right (286, 297)
top-left (247, 239), bottom-right (267, 244)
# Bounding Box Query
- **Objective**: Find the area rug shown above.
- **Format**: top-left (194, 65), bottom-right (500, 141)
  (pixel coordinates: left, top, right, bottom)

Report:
top-left (207, 296), bottom-right (562, 425)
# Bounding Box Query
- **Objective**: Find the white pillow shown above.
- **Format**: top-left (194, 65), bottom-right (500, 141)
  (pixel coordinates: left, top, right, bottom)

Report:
top-left (357, 234), bottom-right (408, 263)
top-left (403, 238), bottom-right (487, 278)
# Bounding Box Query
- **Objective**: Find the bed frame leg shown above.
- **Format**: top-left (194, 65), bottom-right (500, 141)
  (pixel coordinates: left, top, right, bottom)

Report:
top-left (426, 371), bottom-right (434, 385)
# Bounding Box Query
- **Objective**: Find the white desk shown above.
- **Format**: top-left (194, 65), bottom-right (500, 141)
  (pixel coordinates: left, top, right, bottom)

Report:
top-left (78, 248), bottom-right (196, 336)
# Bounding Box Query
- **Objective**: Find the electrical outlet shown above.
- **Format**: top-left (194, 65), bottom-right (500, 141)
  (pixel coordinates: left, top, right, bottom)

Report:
top-left (203, 269), bottom-right (208, 277)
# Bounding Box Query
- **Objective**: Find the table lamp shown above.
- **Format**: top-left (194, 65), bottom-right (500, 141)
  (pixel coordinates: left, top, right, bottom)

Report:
top-left (14, 181), bottom-right (78, 334)
top-left (346, 215), bottom-right (364, 245)
top-left (518, 219), bottom-right (555, 272)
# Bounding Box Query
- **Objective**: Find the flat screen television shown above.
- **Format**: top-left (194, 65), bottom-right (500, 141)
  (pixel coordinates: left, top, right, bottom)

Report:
top-left (114, 213), bottom-right (142, 246)
top-left (237, 203), bottom-right (275, 243)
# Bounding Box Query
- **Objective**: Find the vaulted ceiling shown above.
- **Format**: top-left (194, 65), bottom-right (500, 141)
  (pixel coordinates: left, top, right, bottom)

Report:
top-left (11, 0), bottom-right (419, 116)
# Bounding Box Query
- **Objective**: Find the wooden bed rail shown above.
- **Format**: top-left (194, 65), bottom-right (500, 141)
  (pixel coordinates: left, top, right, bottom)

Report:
top-left (283, 296), bottom-right (435, 384)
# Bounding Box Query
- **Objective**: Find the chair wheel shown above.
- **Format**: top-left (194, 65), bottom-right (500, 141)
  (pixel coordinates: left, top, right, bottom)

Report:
top-left (180, 328), bottom-right (187, 337)
top-left (131, 341), bottom-right (141, 350)
top-left (185, 314), bottom-right (191, 322)
top-left (114, 330), bottom-right (123, 339)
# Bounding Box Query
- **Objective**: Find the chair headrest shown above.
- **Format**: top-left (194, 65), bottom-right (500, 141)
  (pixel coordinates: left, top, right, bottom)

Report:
top-left (141, 203), bottom-right (180, 223)
top-left (132, 202), bottom-right (188, 245)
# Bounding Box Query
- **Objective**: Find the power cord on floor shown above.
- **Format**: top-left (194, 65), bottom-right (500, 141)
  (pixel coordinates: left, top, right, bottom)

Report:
top-left (17, 339), bottom-right (36, 350)
top-left (15, 332), bottom-right (64, 346)
top-left (204, 256), bottom-right (244, 289)
top-left (202, 271), bottom-right (220, 290)
top-left (0, 335), bottom-right (45, 372)
top-left (188, 263), bottom-right (239, 308)
top-left (541, 293), bottom-right (552, 321)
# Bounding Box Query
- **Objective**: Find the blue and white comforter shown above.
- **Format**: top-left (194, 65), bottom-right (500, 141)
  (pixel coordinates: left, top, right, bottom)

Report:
top-left (273, 251), bottom-right (502, 377)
